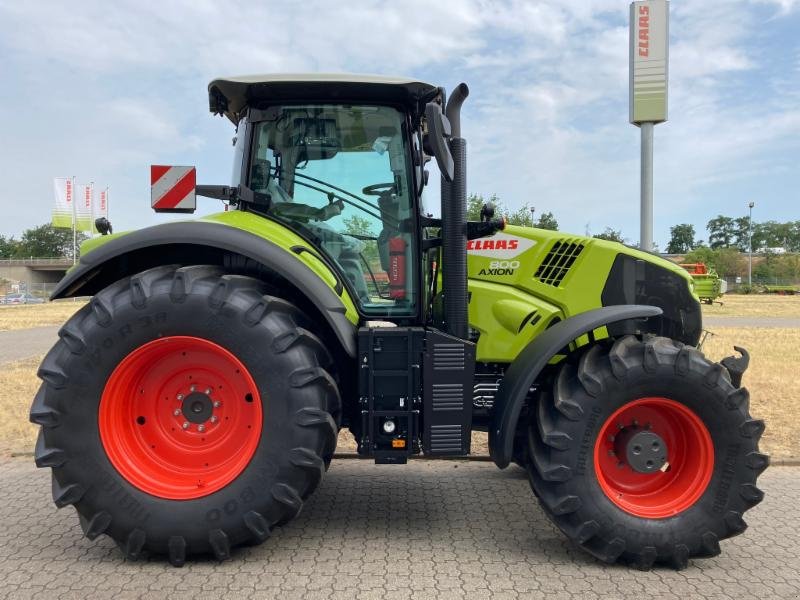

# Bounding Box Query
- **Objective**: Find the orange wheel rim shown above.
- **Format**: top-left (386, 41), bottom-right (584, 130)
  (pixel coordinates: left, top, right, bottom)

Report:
top-left (99, 336), bottom-right (262, 500)
top-left (594, 397), bottom-right (714, 518)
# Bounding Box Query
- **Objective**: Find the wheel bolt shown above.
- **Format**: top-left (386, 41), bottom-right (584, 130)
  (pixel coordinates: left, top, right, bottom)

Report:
top-left (210, 416), bottom-right (218, 424)
top-left (173, 409), bottom-right (181, 416)
top-left (205, 388), bottom-right (212, 395)
top-left (182, 421), bottom-right (189, 430)
top-left (177, 393), bottom-right (184, 400)
top-left (198, 424), bottom-right (205, 432)
top-left (213, 401), bottom-right (221, 408)
top-left (190, 385), bottom-right (196, 392)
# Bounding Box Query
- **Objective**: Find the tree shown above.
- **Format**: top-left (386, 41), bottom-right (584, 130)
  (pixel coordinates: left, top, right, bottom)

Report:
top-left (465, 193), bottom-right (558, 230)
top-left (732, 216), bottom-right (751, 251)
top-left (666, 223), bottom-right (696, 254)
top-left (12, 224), bottom-right (88, 259)
top-left (0, 235), bottom-right (17, 258)
top-left (506, 203), bottom-right (537, 227)
top-left (343, 215), bottom-right (379, 266)
top-left (593, 227), bottom-right (626, 243)
top-left (535, 211), bottom-right (559, 231)
top-left (706, 215), bottom-right (736, 249)
top-left (466, 193), bottom-right (503, 222)
top-left (342, 215), bottom-right (374, 237)
top-left (682, 247), bottom-right (744, 278)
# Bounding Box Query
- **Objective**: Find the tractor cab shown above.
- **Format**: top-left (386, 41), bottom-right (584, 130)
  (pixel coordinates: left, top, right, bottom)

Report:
top-left (208, 75), bottom-right (444, 319)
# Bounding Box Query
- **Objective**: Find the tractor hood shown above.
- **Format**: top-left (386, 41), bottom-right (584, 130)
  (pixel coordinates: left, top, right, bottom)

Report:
top-left (208, 73), bottom-right (440, 123)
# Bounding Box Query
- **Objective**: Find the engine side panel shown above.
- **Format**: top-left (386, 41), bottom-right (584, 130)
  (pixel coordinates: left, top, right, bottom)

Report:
top-left (466, 224), bottom-right (700, 363)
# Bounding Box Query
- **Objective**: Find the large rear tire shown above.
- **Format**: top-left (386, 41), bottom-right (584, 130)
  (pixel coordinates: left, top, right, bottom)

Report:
top-left (30, 265), bottom-right (340, 565)
top-left (526, 335), bottom-right (768, 569)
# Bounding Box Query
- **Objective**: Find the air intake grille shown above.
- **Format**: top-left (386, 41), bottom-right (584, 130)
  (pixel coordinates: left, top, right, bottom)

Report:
top-left (433, 343), bottom-right (466, 370)
top-left (535, 240), bottom-right (584, 287)
top-left (432, 383), bottom-right (464, 411)
top-left (429, 425), bottom-right (463, 453)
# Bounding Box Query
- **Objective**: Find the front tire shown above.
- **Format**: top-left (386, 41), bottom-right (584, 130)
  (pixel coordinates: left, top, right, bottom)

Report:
top-left (527, 335), bottom-right (768, 569)
top-left (30, 265), bottom-right (340, 565)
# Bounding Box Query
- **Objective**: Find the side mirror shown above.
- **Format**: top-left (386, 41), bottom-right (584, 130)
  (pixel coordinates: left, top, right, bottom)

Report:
top-left (94, 217), bottom-right (113, 235)
top-left (480, 203), bottom-right (495, 222)
top-left (423, 103), bottom-right (454, 182)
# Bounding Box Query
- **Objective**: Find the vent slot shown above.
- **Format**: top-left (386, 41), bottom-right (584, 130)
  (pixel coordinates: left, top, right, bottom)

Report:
top-left (534, 240), bottom-right (584, 287)
top-left (429, 424), bottom-right (463, 452)
top-left (431, 383), bottom-right (464, 411)
top-left (432, 343), bottom-right (466, 370)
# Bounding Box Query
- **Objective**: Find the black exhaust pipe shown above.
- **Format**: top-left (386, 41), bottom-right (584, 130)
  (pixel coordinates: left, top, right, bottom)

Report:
top-left (441, 83), bottom-right (469, 340)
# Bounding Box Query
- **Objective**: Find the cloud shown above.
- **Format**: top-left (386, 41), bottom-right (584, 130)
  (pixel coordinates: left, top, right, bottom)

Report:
top-left (0, 0), bottom-right (798, 246)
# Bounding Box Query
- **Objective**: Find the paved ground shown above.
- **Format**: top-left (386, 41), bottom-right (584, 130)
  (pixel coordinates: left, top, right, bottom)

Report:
top-left (0, 458), bottom-right (797, 600)
top-left (703, 316), bottom-right (800, 328)
top-left (0, 325), bottom-right (58, 364)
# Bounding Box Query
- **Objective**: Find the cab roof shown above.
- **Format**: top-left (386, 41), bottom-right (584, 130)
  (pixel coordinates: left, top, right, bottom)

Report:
top-left (208, 73), bottom-right (440, 124)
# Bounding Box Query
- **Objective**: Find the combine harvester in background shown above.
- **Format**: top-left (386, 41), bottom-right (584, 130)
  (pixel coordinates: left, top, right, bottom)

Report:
top-left (680, 263), bottom-right (727, 305)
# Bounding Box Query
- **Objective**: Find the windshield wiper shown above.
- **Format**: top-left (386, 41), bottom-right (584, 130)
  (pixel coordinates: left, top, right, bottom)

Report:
top-left (291, 172), bottom-right (400, 225)
top-left (291, 178), bottom-right (399, 227)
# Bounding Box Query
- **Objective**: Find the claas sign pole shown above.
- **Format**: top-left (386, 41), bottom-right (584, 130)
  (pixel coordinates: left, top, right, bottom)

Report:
top-left (630, 0), bottom-right (668, 252)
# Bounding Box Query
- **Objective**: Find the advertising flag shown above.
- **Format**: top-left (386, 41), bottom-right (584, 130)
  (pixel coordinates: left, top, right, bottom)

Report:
top-left (52, 177), bottom-right (74, 228)
top-left (77, 183), bottom-right (94, 232)
top-left (93, 188), bottom-right (109, 233)
top-left (98, 188), bottom-right (108, 218)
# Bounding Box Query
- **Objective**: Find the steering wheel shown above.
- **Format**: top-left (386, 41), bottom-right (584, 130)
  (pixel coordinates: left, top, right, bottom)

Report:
top-left (362, 183), bottom-right (396, 196)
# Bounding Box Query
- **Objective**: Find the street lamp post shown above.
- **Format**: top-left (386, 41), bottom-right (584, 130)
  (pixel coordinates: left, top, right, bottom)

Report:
top-left (748, 202), bottom-right (755, 287)
top-left (530, 206), bottom-right (536, 227)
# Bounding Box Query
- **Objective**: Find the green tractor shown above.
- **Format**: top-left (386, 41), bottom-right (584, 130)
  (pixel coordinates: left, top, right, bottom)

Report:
top-left (31, 74), bottom-right (767, 569)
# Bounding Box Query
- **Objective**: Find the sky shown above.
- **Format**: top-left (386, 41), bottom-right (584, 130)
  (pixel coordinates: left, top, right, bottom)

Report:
top-left (0, 0), bottom-right (798, 248)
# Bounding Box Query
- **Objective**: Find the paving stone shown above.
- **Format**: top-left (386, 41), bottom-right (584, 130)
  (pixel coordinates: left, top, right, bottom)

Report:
top-left (0, 458), bottom-right (797, 599)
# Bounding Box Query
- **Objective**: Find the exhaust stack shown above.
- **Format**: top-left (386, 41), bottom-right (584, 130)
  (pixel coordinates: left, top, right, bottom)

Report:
top-left (441, 83), bottom-right (469, 340)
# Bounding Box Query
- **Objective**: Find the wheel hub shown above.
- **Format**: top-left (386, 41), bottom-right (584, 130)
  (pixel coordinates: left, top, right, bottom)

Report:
top-left (181, 391), bottom-right (213, 424)
top-left (615, 428), bottom-right (667, 474)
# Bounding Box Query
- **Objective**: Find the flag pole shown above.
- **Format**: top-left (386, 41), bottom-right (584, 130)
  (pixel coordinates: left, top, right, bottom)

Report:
top-left (71, 176), bottom-right (77, 265)
top-left (90, 181), bottom-right (95, 236)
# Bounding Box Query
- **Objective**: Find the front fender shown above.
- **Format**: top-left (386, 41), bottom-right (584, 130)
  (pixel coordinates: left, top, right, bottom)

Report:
top-left (53, 219), bottom-right (359, 357)
top-left (489, 304), bottom-right (663, 468)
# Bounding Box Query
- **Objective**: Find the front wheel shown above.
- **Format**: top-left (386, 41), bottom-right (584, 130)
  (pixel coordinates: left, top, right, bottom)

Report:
top-left (30, 265), bottom-right (340, 565)
top-left (527, 335), bottom-right (768, 569)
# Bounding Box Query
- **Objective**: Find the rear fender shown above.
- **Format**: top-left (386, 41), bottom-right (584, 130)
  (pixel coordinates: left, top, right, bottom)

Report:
top-left (52, 221), bottom-right (358, 357)
top-left (489, 304), bottom-right (663, 468)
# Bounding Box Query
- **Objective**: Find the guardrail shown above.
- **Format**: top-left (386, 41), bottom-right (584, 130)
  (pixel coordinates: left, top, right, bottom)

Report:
top-left (0, 258), bottom-right (73, 266)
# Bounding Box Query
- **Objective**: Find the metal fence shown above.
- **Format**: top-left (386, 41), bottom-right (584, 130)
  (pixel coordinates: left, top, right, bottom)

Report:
top-left (723, 277), bottom-right (800, 293)
top-left (0, 282), bottom-right (59, 299)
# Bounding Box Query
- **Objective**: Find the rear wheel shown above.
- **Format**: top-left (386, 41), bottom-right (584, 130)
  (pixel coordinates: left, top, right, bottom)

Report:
top-left (30, 265), bottom-right (340, 565)
top-left (526, 335), bottom-right (768, 569)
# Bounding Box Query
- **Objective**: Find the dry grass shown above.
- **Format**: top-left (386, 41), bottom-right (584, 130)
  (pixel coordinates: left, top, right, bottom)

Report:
top-left (0, 355), bottom-right (42, 456)
top-left (700, 327), bottom-right (799, 460)
top-left (0, 301), bottom-right (86, 331)
top-left (702, 294), bottom-right (800, 318)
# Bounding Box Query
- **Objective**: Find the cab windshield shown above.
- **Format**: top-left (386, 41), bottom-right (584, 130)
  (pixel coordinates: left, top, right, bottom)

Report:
top-left (249, 104), bottom-right (417, 316)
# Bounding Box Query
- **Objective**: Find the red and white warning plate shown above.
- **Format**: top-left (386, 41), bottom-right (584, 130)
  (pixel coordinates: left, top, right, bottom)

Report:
top-left (151, 165), bottom-right (196, 212)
